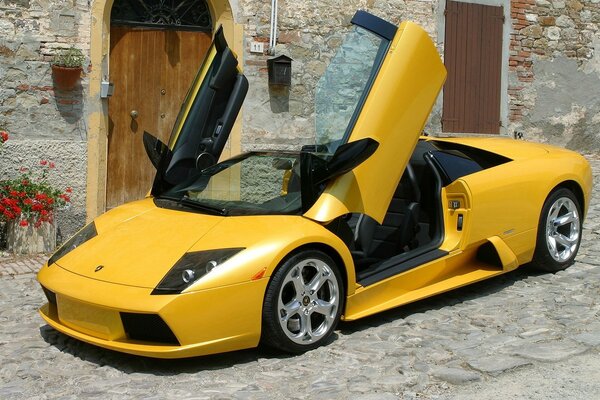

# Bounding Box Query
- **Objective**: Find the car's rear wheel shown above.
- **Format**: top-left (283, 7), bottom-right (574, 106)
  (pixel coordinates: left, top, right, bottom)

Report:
top-left (530, 188), bottom-right (582, 272)
top-left (261, 250), bottom-right (344, 353)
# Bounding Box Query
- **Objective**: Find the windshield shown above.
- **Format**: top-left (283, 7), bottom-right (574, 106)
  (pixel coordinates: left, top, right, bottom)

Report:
top-left (158, 153), bottom-right (302, 216)
top-left (314, 26), bottom-right (388, 154)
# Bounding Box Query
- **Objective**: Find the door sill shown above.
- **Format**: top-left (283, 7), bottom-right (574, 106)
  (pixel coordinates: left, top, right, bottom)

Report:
top-left (357, 247), bottom-right (449, 287)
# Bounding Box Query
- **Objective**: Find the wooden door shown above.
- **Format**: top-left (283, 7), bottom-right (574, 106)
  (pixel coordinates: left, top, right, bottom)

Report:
top-left (442, 1), bottom-right (503, 134)
top-left (107, 28), bottom-right (211, 209)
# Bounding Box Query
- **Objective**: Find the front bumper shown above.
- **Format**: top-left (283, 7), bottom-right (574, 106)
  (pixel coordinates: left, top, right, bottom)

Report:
top-left (38, 263), bottom-right (268, 358)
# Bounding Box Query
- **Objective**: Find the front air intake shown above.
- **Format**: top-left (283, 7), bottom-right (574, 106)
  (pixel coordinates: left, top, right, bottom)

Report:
top-left (120, 312), bottom-right (180, 345)
top-left (41, 286), bottom-right (57, 305)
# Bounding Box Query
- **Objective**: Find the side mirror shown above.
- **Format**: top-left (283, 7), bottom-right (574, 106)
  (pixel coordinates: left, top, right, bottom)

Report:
top-left (272, 158), bottom-right (293, 170)
top-left (143, 131), bottom-right (169, 169)
top-left (300, 137), bottom-right (379, 212)
top-left (313, 137), bottom-right (379, 184)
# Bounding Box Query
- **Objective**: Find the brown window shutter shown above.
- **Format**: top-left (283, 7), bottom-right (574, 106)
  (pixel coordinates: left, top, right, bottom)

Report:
top-left (442, 1), bottom-right (503, 134)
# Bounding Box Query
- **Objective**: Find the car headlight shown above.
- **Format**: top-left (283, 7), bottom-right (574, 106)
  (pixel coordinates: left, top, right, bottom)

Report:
top-left (48, 222), bottom-right (98, 266)
top-left (152, 248), bottom-right (244, 295)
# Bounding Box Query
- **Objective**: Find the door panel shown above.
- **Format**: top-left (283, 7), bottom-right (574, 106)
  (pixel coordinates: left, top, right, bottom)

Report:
top-left (304, 21), bottom-right (447, 224)
top-left (159, 27), bottom-right (248, 186)
top-left (107, 27), bottom-right (211, 209)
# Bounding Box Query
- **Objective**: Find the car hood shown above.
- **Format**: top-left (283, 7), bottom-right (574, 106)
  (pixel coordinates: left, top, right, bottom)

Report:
top-left (55, 199), bottom-right (224, 289)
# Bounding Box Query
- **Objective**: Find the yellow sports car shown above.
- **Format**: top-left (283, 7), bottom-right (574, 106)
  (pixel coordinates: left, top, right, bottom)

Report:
top-left (37, 11), bottom-right (592, 358)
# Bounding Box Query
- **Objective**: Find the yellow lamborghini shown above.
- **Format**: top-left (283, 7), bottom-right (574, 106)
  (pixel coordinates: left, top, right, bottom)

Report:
top-left (37, 11), bottom-right (592, 358)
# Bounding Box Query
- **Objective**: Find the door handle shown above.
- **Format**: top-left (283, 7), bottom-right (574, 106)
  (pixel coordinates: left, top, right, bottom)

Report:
top-left (130, 110), bottom-right (138, 119)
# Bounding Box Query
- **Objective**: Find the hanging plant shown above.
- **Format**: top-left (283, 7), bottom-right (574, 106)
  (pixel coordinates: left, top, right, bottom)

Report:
top-left (51, 47), bottom-right (86, 90)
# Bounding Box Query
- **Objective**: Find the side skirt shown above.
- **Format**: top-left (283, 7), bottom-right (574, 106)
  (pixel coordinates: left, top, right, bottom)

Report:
top-left (357, 248), bottom-right (448, 286)
top-left (343, 247), bottom-right (508, 321)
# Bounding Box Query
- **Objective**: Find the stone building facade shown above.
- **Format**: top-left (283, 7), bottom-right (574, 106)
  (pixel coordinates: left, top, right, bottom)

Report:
top-left (0, 0), bottom-right (599, 242)
top-left (1, 0), bottom-right (91, 241)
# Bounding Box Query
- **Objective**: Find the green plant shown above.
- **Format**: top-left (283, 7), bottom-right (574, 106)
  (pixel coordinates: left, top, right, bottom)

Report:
top-left (0, 160), bottom-right (72, 228)
top-left (52, 47), bottom-right (85, 69)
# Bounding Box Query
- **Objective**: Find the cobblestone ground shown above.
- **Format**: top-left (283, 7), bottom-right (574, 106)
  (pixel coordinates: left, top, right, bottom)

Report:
top-left (1, 157), bottom-right (599, 399)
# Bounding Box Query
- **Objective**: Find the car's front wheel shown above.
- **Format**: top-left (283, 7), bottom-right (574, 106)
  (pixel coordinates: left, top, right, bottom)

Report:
top-left (530, 188), bottom-right (582, 272)
top-left (261, 250), bottom-right (344, 353)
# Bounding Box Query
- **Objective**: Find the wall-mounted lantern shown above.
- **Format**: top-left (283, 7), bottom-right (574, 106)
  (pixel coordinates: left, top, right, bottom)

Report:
top-left (267, 55), bottom-right (292, 86)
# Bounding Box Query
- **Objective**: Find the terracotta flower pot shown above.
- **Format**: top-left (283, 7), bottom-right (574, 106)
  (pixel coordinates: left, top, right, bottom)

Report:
top-left (51, 65), bottom-right (82, 90)
top-left (7, 220), bottom-right (57, 255)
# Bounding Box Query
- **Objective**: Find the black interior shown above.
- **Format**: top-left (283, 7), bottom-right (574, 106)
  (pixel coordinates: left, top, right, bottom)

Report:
top-left (326, 139), bottom-right (513, 286)
top-left (351, 163), bottom-right (422, 270)
top-left (163, 27), bottom-right (249, 185)
top-left (301, 138), bottom-right (379, 213)
top-left (327, 140), bottom-right (447, 285)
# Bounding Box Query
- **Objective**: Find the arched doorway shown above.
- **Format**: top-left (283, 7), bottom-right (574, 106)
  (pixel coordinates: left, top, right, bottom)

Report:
top-left (85, 0), bottom-right (242, 219)
top-left (106, 0), bottom-right (213, 208)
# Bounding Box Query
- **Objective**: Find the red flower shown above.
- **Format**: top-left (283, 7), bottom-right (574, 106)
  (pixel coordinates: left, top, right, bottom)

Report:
top-left (19, 220), bottom-right (28, 227)
top-left (0, 131), bottom-right (8, 142)
top-left (1, 158), bottom-right (68, 224)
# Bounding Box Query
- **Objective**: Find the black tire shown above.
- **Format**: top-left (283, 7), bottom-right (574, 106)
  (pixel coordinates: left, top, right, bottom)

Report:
top-left (261, 250), bottom-right (345, 353)
top-left (530, 188), bottom-right (582, 272)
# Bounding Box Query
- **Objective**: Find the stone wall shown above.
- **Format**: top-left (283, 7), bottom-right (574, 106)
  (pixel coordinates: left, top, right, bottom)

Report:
top-left (240, 0), bottom-right (599, 153)
top-left (238, 0), bottom-right (439, 152)
top-left (0, 141), bottom-right (87, 242)
top-left (0, 0), bottom-right (90, 241)
top-left (509, 0), bottom-right (600, 151)
top-left (0, 0), bottom-right (90, 139)
top-left (0, 0), bottom-right (598, 249)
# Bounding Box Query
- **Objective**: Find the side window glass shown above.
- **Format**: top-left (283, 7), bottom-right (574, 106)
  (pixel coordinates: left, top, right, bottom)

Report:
top-left (430, 150), bottom-right (483, 183)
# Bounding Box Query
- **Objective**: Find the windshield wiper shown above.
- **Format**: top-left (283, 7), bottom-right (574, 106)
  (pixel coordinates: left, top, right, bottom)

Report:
top-left (180, 196), bottom-right (228, 216)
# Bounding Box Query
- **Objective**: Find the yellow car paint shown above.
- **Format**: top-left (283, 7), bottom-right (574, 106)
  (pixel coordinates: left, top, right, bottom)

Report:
top-left (39, 265), bottom-right (268, 358)
top-left (37, 14), bottom-right (593, 358)
top-left (51, 198), bottom-right (357, 294)
top-left (304, 21), bottom-right (447, 224)
top-left (168, 44), bottom-right (217, 148)
top-left (344, 247), bottom-right (505, 321)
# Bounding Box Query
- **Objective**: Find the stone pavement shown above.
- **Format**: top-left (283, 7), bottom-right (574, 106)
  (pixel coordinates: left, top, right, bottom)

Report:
top-left (0, 155), bottom-right (599, 399)
top-left (0, 254), bottom-right (47, 277)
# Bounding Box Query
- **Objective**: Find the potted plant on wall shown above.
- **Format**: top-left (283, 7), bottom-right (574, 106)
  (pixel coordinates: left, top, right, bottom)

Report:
top-left (51, 47), bottom-right (85, 90)
top-left (0, 161), bottom-right (72, 254)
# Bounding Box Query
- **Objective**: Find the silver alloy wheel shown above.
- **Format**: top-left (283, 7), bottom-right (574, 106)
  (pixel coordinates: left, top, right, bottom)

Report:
top-left (545, 196), bottom-right (580, 262)
top-left (277, 258), bottom-right (340, 345)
